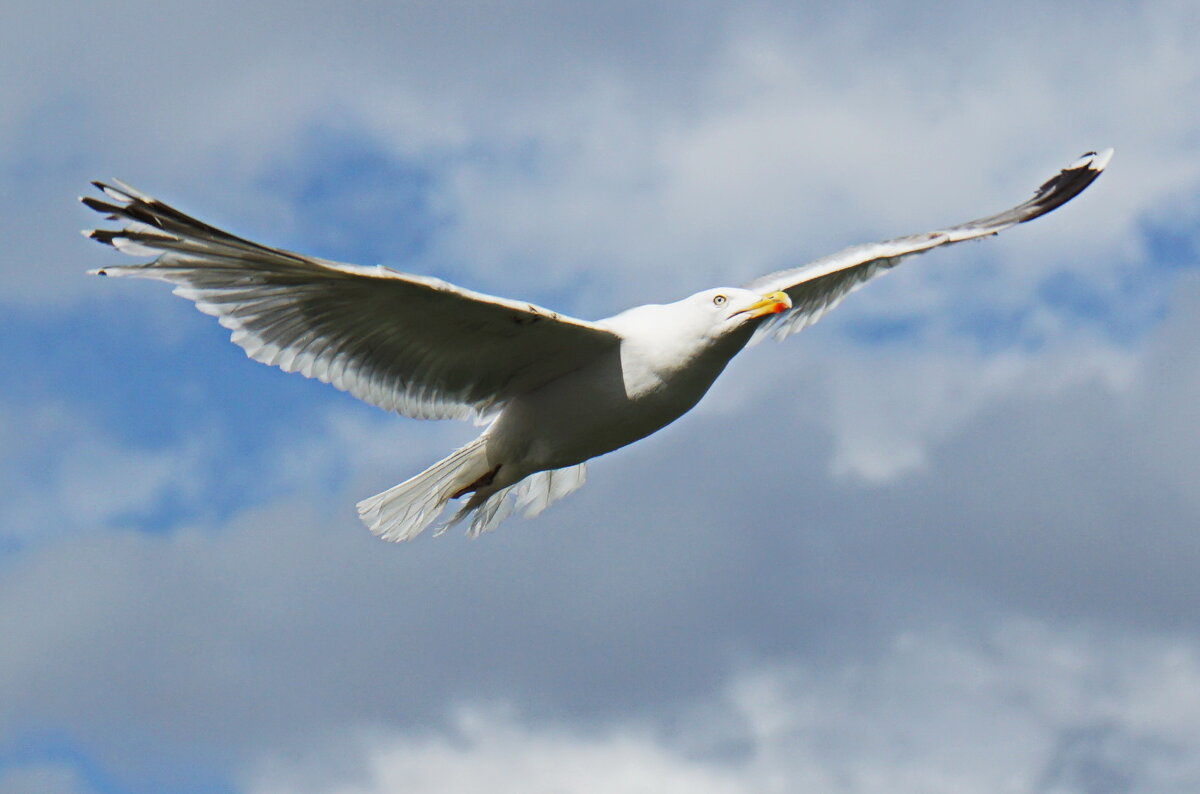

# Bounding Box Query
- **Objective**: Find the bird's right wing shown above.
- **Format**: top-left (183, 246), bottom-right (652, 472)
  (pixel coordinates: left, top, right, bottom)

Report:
top-left (744, 149), bottom-right (1112, 342)
top-left (83, 181), bottom-right (621, 421)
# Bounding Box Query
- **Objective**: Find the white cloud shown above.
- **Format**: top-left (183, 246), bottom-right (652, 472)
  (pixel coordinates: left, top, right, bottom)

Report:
top-left (719, 622), bottom-right (1200, 794)
top-left (385, 0), bottom-right (1199, 322)
top-left (245, 622), bottom-right (1200, 794)
top-left (816, 335), bottom-right (1136, 482)
top-left (4, 0), bottom-right (1197, 323)
top-left (249, 709), bottom-right (744, 794)
top-left (0, 402), bottom-right (212, 542)
top-left (0, 385), bottom-right (465, 547)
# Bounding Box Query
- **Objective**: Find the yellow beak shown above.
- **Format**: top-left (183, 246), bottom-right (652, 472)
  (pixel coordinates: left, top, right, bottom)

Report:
top-left (736, 290), bottom-right (792, 319)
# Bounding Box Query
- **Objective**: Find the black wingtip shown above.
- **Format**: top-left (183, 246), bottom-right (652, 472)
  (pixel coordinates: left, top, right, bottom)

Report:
top-left (84, 228), bottom-right (121, 247)
top-left (1078, 148), bottom-right (1114, 172)
top-left (1022, 148), bottom-right (1112, 222)
top-left (80, 196), bottom-right (123, 216)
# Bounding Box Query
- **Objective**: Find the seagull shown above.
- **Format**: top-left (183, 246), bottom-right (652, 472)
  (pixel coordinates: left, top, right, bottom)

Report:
top-left (83, 149), bottom-right (1111, 541)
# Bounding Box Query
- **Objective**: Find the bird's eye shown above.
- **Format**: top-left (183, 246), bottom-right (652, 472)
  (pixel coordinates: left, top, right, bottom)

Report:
top-left (712, 295), bottom-right (727, 306)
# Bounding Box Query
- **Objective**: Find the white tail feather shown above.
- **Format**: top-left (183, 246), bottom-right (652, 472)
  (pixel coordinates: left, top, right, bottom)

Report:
top-left (357, 438), bottom-right (491, 542)
top-left (443, 463), bottom-right (587, 538)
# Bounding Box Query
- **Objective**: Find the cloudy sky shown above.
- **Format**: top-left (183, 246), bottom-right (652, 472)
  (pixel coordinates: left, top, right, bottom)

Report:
top-left (3, 1), bottom-right (1199, 792)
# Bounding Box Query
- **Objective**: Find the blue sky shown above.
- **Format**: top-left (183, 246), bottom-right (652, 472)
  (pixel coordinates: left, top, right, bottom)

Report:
top-left (3, 2), bottom-right (1200, 792)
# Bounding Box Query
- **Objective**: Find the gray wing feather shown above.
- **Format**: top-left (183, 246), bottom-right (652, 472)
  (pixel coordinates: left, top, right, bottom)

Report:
top-left (745, 149), bottom-right (1112, 342)
top-left (83, 181), bottom-right (620, 420)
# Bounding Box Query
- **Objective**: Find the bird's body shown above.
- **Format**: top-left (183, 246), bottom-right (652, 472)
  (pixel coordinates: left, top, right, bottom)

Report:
top-left (83, 149), bottom-right (1111, 540)
top-left (483, 293), bottom-right (764, 479)
top-left (363, 288), bottom-right (783, 536)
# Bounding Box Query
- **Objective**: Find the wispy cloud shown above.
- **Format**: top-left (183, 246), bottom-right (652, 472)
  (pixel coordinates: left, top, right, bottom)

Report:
top-left (0, 402), bottom-right (213, 544)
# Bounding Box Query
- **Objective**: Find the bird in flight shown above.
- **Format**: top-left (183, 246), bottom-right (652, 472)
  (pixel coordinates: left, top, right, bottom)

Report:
top-left (84, 149), bottom-right (1111, 541)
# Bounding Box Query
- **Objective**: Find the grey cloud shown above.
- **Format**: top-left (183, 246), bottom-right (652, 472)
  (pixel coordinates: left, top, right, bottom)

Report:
top-left (2, 0), bottom-right (1195, 315)
top-left (244, 623), bottom-right (1200, 794)
top-left (2, 1), bottom-right (1199, 790)
top-left (3, 284), bottom-right (1200, 789)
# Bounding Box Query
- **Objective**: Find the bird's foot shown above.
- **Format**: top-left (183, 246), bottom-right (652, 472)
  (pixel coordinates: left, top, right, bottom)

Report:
top-left (451, 465), bottom-right (501, 500)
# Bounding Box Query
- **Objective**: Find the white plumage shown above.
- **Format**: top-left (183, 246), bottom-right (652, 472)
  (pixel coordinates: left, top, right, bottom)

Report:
top-left (83, 149), bottom-right (1111, 541)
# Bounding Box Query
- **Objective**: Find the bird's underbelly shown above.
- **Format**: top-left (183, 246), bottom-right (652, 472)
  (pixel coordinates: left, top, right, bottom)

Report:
top-left (486, 360), bottom-right (722, 473)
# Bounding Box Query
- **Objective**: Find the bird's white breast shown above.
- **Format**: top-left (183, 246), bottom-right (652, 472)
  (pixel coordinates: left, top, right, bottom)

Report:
top-left (486, 302), bottom-right (753, 473)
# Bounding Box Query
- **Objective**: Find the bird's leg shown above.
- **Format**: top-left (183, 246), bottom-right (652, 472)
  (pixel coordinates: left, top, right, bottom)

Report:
top-left (450, 464), bottom-right (501, 500)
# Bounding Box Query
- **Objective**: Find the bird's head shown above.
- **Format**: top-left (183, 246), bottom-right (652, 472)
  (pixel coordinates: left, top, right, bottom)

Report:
top-left (630, 288), bottom-right (792, 356)
top-left (603, 287), bottom-right (793, 360)
top-left (691, 288), bottom-right (792, 331)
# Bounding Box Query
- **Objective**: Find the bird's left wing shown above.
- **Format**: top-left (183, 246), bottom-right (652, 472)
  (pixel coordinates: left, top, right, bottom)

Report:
top-left (744, 149), bottom-right (1112, 342)
top-left (83, 181), bottom-right (621, 421)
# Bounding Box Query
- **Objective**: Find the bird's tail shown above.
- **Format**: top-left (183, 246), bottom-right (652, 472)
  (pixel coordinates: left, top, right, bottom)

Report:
top-left (446, 462), bottom-right (587, 538)
top-left (356, 437), bottom-right (492, 542)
